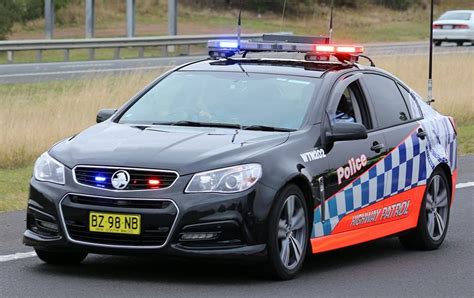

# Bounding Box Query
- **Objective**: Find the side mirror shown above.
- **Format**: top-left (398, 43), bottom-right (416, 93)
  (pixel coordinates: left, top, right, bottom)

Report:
top-left (96, 109), bottom-right (117, 123)
top-left (326, 122), bottom-right (368, 142)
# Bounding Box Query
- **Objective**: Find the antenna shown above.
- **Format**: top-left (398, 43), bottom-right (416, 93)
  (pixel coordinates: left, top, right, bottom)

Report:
top-left (280, 0), bottom-right (288, 32)
top-left (329, 0), bottom-right (334, 43)
top-left (427, 0), bottom-right (435, 104)
top-left (237, 0), bottom-right (243, 51)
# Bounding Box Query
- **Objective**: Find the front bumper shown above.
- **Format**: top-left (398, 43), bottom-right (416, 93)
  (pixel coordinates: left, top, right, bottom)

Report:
top-left (23, 174), bottom-right (277, 259)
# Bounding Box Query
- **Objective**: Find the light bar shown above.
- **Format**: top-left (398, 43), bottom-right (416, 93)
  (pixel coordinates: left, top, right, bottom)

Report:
top-left (207, 35), bottom-right (364, 62)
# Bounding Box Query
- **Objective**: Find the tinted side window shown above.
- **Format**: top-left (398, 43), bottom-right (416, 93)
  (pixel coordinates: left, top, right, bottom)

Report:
top-left (364, 74), bottom-right (410, 128)
top-left (398, 84), bottom-right (422, 119)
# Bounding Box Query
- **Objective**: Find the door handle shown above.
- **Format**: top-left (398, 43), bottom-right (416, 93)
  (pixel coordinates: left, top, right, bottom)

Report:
top-left (417, 128), bottom-right (427, 140)
top-left (371, 142), bottom-right (385, 153)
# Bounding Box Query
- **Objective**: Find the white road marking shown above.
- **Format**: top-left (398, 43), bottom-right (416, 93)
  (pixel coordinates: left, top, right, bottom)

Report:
top-left (0, 251), bottom-right (36, 262)
top-left (456, 182), bottom-right (474, 189)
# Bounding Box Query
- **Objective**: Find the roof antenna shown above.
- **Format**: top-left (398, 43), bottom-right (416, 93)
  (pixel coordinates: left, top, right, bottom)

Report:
top-left (280, 0), bottom-right (288, 32)
top-left (427, 0), bottom-right (435, 105)
top-left (237, 0), bottom-right (243, 51)
top-left (328, 0), bottom-right (334, 43)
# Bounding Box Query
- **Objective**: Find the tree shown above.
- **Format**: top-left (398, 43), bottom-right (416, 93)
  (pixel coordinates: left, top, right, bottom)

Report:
top-left (0, 1), bottom-right (19, 40)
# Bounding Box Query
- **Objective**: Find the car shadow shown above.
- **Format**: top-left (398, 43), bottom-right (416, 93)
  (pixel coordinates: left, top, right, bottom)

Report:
top-left (29, 237), bottom-right (420, 284)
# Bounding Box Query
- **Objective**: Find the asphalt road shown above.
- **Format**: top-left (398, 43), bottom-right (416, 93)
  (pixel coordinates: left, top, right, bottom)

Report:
top-left (0, 156), bottom-right (473, 297)
top-left (0, 41), bottom-right (472, 84)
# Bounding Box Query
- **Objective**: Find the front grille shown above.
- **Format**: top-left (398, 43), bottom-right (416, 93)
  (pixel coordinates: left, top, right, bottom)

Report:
top-left (69, 194), bottom-right (171, 209)
top-left (61, 194), bottom-right (178, 247)
top-left (73, 166), bottom-right (178, 190)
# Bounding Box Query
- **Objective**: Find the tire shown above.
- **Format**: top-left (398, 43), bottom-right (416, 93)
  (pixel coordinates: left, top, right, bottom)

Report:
top-left (434, 40), bottom-right (442, 46)
top-left (399, 168), bottom-right (451, 250)
top-left (35, 249), bottom-right (88, 265)
top-left (267, 184), bottom-right (309, 280)
top-left (456, 41), bottom-right (464, 46)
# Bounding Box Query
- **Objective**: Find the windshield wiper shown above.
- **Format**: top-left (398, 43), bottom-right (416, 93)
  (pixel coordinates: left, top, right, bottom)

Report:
top-left (152, 120), bottom-right (241, 129)
top-left (151, 121), bottom-right (294, 132)
top-left (241, 125), bottom-right (295, 132)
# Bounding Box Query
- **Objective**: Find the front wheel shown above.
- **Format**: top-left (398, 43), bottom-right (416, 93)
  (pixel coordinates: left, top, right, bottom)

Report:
top-left (399, 169), bottom-right (450, 250)
top-left (434, 40), bottom-right (442, 46)
top-left (35, 249), bottom-right (88, 265)
top-left (267, 184), bottom-right (309, 280)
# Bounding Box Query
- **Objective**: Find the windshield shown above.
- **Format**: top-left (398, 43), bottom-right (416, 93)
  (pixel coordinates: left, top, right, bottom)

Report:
top-left (439, 12), bottom-right (471, 21)
top-left (118, 71), bottom-right (320, 130)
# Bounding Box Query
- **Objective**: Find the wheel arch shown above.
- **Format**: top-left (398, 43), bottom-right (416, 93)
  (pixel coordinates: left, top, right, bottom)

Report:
top-left (434, 162), bottom-right (453, 202)
top-left (281, 175), bottom-right (315, 231)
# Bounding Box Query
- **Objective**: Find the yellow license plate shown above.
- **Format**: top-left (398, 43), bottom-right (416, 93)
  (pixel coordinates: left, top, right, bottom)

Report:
top-left (89, 212), bottom-right (141, 235)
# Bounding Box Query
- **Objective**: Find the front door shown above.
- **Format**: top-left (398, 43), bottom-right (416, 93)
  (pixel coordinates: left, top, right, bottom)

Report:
top-left (313, 75), bottom-right (388, 239)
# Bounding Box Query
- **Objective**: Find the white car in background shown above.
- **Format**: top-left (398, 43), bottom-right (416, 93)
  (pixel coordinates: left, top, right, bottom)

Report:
top-left (433, 10), bottom-right (474, 46)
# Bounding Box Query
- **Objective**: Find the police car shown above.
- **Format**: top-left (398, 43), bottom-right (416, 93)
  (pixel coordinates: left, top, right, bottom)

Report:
top-left (24, 35), bottom-right (458, 280)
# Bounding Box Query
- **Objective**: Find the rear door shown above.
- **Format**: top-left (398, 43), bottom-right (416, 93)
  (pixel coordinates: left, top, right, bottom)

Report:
top-left (361, 73), bottom-right (424, 225)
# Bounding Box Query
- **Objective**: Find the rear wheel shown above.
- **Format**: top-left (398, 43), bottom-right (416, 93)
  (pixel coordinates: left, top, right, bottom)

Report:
top-left (456, 41), bottom-right (464, 46)
top-left (35, 249), bottom-right (88, 265)
top-left (399, 169), bottom-right (450, 250)
top-left (267, 184), bottom-right (309, 280)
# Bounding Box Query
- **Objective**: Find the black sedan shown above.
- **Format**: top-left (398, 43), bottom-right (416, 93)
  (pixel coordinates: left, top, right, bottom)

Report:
top-left (24, 38), bottom-right (458, 280)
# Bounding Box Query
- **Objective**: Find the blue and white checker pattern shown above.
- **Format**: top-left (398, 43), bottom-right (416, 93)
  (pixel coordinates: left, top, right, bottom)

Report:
top-left (312, 128), bottom-right (428, 237)
top-left (312, 97), bottom-right (457, 238)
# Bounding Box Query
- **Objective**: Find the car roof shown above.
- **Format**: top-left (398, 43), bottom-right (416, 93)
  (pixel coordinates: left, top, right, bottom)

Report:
top-left (179, 59), bottom-right (358, 78)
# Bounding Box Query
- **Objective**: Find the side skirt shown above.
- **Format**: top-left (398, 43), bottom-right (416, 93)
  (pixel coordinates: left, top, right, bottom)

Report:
top-left (311, 186), bottom-right (426, 254)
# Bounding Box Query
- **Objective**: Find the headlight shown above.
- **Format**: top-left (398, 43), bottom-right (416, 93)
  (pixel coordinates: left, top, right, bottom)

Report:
top-left (33, 152), bottom-right (65, 185)
top-left (185, 164), bottom-right (262, 193)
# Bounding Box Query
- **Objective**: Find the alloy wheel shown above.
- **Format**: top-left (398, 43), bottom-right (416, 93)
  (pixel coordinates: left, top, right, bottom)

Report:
top-left (277, 195), bottom-right (307, 270)
top-left (425, 175), bottom-right (449, 241)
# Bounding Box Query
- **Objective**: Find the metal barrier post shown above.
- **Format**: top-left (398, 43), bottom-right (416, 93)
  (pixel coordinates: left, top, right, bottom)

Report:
top-left (126, 0), bottom-right (136, 38)
top-left (44, 0), bottom-right (55, 39)
top-left (168, 0), bottom-right (177, 36)
top-left (167, 0), bottom-right (178, 53)
top-left (85, 0), bottom-right (95, 38)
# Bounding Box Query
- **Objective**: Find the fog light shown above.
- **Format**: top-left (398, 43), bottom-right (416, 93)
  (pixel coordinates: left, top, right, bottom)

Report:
top-left (36, 219), bottom-right (58, 232)
top-left (180, 232), bottom-right (219, 241)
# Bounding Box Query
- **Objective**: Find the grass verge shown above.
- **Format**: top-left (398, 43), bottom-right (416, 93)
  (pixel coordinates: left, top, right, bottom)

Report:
top-left (0, 166), bottom-right (32, 212)
top-left (458, 124), bottom-right (474, 154)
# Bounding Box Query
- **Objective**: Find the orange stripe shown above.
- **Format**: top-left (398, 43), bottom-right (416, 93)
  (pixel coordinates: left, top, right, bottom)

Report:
top-left (451, 169), bottom-right (458, 205)
top-left (311, 186), bottom-right (426, 254)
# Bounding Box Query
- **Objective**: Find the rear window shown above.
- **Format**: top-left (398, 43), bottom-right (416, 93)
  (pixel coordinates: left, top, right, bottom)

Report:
top-left (439, 12), bottom-right (472, 21)
top-left (398, 84), bottom-right (422, 119)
